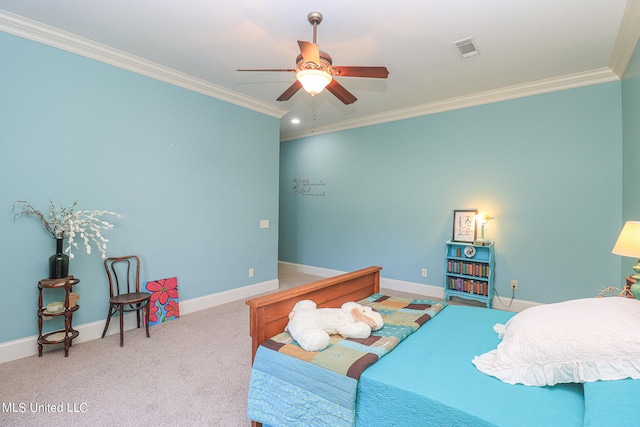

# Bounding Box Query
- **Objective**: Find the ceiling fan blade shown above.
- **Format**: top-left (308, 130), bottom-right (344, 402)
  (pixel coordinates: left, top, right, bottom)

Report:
top-left (332, 66), bottom-right (389, 78)
top-left (236, 68), bottom-right (297, 73)
top-left (325, 79), bottom-right (357, 105)
top-left (276, 80), bottom-right (303, 101)
top-left (297, 40), bottom-right (320, 65)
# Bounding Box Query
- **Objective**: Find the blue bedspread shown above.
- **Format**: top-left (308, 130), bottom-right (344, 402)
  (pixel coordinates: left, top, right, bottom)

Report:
top-left (248, 345), bottom-right (357, 426)
top-left (583, 378), bottom-right (640, 427)
top-left (247, 294), bottom-right (446, 427)
top-left (356, 305), bottom-right (585, 427)
top-left (249, 299), bottom-right (640, 426)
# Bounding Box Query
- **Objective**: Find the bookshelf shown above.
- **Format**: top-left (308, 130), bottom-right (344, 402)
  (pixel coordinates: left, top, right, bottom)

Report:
top-left (445, 240), bottom-right (494, 308)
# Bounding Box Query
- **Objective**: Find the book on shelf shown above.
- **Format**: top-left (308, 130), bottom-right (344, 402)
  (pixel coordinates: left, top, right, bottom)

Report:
top-left (447, 260), bottom-right (490, 278)
top-left (447, 277), bottom-right (488, 296)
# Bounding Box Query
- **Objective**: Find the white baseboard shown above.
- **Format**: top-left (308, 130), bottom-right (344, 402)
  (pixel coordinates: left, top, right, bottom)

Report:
top-left (278, 261), bottom-right (540, 313)
top-left (278, 261), bottom-right (343, 278)
top-left (2, 263), bottom-right (540, 364)
top-left (278, 261), bottom-right (444, 297)
top-left (492, 295), bottom-right (540, 312)
top-left (0, 318), bottom-right (134, 365)
top-left (0, 278), bottom-right (279, 365)
top-left (380, 276), bottom-right (445, 299)
top-left (179, 279), bottom-right (279, 315)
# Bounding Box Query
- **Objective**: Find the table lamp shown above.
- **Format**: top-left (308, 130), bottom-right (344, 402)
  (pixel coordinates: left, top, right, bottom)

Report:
top-left (611, 221), bottom-right (640, 299)
top-left (474, 213), bottom-right (494, 246)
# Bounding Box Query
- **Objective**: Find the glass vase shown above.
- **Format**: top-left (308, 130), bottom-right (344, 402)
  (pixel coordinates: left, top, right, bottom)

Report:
top-left (49, 238), bottom-right (69, 279)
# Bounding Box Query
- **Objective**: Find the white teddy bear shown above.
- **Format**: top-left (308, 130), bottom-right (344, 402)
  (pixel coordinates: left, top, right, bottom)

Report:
top-left (285, 299), bottom-right (384, 352)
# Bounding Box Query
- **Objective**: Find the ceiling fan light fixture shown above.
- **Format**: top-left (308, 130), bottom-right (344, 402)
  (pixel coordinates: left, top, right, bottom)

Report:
top-left (238, 12), bottom-right (387, 104)
top-left (296, 69), bottom-right (332, 95)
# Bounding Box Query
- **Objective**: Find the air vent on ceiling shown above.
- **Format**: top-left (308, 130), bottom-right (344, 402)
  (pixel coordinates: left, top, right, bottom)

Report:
top-left (453, 37), bottom-right (479, 58)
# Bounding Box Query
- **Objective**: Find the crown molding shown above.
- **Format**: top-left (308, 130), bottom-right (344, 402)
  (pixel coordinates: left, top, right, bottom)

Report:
top-left (281, 67), bottom-right (619, 141)
top-left (0, 10), bottom-right (288, 119)
top-left (610, 0), bottom-right (640, 78)
top-left (0, 9), bottom-right (627, 143)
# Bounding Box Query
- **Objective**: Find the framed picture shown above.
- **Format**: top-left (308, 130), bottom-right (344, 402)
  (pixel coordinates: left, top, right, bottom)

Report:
top-left (452, 209), bottom-right (478, 242)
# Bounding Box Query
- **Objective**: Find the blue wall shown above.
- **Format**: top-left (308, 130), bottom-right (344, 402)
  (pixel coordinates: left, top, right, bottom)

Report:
top-left (280, 82), bottom-right (623, 304)
top-left (621, 38), bottom-right (640, 276)
top-left (1, 32), bottom-right (280, 343)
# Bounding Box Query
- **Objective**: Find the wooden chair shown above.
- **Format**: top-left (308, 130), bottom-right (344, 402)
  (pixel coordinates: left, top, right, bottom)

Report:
top-left (101, 255), bottom-right (151, 347)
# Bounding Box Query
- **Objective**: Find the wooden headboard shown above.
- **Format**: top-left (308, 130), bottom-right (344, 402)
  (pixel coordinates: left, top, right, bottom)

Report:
top-left (245, 266), bottom-right (382, 361)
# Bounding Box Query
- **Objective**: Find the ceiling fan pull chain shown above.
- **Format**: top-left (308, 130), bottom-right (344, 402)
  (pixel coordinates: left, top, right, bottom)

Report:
top-left (311, 96), bottom-right (316, 133)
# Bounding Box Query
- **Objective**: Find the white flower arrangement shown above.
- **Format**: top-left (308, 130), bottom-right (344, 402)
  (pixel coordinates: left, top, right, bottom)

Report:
top-left (12, 200), bottom-right (122, 259)
top-left (596, 285), bottom-right (627, 298)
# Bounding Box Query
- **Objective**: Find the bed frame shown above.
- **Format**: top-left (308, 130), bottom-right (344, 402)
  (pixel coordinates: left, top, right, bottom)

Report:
top-left (245, 266), bottom-right (382, 361)
top-left (246, 266), bottom-right (381, 427)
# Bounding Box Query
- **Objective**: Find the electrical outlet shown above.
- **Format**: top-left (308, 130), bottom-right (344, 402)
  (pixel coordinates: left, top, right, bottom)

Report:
top-left (421, 268), bottom-right (428, 277)
top-left (249, 268), bottom-right (254, 278)
top-left (510, 280), bottom-right (518, 290)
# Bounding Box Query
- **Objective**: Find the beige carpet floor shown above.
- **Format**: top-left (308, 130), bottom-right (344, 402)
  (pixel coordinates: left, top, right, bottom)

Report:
top-left (0, 269), bottom-right (440, 426)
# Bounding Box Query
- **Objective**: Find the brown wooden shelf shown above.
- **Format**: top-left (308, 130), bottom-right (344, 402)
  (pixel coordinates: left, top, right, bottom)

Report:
top-left (38, 304), bottom-right (80, 317)
top-left (38, 329), bottom-right (79, 345)
top-left (37, 276), bottom-right (80, 357)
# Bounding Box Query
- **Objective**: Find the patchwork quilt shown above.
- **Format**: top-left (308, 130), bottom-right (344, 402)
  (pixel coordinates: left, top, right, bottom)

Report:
top-left (247, 294), bottom-right (447, 427)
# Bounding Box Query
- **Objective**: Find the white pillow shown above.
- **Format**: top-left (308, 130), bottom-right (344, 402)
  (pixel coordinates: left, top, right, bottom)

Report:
top-left (472, 297), bottom-right (640, 386)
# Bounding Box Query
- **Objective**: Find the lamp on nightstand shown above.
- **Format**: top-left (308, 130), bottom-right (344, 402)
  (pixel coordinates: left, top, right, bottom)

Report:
top-left (474, 213), bottom-right (494, 246)
top-left (611, 221), bottom-right (640, 299)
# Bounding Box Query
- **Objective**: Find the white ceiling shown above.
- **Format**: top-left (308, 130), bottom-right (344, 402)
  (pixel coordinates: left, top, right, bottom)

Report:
top-left (0, 1), bottom-right (638, 141)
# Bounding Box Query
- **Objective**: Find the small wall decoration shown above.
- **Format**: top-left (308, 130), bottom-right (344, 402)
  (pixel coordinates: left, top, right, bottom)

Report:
top-left (452, 209), bottom-right (478, 243)
top-left (144, 277), bottom-right (179, 326)
top-left (293, 177), bottom-right (326, 196)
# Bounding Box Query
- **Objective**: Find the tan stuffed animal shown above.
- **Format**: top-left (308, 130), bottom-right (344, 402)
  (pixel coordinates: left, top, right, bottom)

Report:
top-left (286, 300), bottom-right (384, 352)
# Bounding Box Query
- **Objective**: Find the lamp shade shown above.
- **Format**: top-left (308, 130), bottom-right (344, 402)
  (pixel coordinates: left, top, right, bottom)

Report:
top-left (612, 221), bottom-right (640, 258)
top-left (296, 69), bottom-right (332, 95)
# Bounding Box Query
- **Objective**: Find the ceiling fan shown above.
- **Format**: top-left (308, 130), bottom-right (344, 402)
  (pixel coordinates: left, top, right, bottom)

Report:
top-left (237, 12), bottom-right (389, 105)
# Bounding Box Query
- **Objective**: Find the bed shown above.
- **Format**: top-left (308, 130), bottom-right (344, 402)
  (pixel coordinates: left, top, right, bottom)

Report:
top-left (246, 266), bottom-right (640, 427)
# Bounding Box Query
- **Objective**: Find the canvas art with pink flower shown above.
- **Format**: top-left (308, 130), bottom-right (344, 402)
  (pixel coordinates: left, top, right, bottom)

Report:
top-left (144, 277), bottom-right (180, 326)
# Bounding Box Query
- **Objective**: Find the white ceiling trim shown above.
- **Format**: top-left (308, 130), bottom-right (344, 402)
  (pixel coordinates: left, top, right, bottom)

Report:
top-left (0, 9), bottom-right (288, 119)
top-left (610, 0), bottom-right (640, 77)
top-left (281, 67), bottom-right (619, 141)
top-left (0, 9), bottom-right (630, 142)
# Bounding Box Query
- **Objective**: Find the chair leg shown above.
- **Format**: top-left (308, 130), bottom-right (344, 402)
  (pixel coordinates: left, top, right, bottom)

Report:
top-left (145, 301), bottom-right (150, 338)
top-left (101, 305), bottom-right (113, 339)
top-left (119, 305), bottom-right (124, 347)
top-left (135, 303), bottom-right (141, 329)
